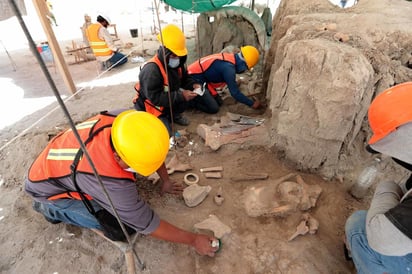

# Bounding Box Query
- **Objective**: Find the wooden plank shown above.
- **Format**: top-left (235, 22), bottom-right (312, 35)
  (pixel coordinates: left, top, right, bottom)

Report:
top-left (31, 0), bottom-right (77, 96)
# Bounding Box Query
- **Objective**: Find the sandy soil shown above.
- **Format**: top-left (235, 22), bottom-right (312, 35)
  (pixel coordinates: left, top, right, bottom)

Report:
top-left (0, 4), bottom-right (366, 274)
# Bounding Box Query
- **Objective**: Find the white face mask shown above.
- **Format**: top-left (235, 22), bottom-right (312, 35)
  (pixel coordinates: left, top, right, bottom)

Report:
top-left (168, 57), bottom-right (180, 68)
top-left (124, 167), bottom-right (137, 173)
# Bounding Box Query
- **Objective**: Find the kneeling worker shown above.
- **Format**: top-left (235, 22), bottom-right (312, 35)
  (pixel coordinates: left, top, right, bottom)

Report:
top-left (345, 82), bottom-right (412, 272)
top-left (187, 45), bottom-right (263, 113)
top-left (25, 109), bottom-right (218, 256)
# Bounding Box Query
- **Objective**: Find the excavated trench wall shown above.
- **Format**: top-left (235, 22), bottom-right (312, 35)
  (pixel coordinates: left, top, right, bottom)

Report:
top-left (263, 0), bottom-right (412, 181)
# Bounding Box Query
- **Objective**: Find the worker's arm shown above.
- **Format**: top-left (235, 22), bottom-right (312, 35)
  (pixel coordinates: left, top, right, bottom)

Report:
top-left (98, 26), bottom-right (117, 52)
top-left (139, 63), bottom-right (185, 106)
top-left (156, 163), bottom-right (183, 195)
top-left (365, 181), bottom-right (412, 256)
top-left (150, 219), bottom-right (218, 257)
top-left (220, 63), bottom-right (254, 107)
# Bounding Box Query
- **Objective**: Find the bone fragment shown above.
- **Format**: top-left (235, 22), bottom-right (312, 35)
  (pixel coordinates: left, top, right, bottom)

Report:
top-left (200, 166), bottom-right (223, 172)
top-left (166, 154), bottom-right (192, 174)
top-left (193, 214), bottom-right (231, 238)
top-left (288, 220), bottom-right (309, 242)
top-left (231, 172), bottom-right (268, 182)
top-left (296, 175), bottom-right (323, 210)
top-left (302, 213), bottom-right (319, 235)
top-left (270, 204), bottom-right (295, 216)
top-left (204, 172), bottom-right (222, 179)
top-left (214, 186), bottom-right (224, 206)
top-left (183, 184), bottom-right (212, 207)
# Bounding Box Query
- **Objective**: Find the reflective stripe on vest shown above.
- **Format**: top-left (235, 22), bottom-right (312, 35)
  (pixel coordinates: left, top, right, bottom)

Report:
top-left (187, 53), bottom-right (235, 96)
top-left (86, 23), bottom-right (113, 57)
top-left (133, 55), bottom-right (181, 117)
top-left (28, 113), bottom-right (135, 183)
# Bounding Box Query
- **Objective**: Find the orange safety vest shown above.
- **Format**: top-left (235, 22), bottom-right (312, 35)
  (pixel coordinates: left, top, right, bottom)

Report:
top-left (187, 53), bottom-right (235, 96)
top-left (86, 23), bottom-right (113, 57)
top-left (132, 55), bottom-right (181, 117)
top-left (28, 112), bottom-right (135, 200)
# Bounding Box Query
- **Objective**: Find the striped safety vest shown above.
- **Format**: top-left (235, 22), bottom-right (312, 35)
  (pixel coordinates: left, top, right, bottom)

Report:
top-left (28, 112), bottom-right (135, 185)
top-left (132, 55), bottom-right (181, 117)
top-left (86, 23), bottom-right (113, 57)
top-left (187, 53), bottom-right (235, 96)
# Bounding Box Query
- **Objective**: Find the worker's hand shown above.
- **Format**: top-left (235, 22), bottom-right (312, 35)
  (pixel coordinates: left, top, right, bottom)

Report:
top-left (181, 90), bottom-right (198, 101)
top-left (161, 180), bottom-right (184, 195)
top-left (192, 234), bottom-right (219, 257)
top-left (251, 100), bottom-right (264, 109)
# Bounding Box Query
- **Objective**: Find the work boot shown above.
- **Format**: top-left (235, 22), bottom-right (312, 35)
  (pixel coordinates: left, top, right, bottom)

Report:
top-left (44, 216), bottom-right (62, 224)
top-left (173, 114), bottom-right (189, 126)
top-left (215, 94), bottom-right (223, 106)
top-left (32, 201), bottom-right (62, 224)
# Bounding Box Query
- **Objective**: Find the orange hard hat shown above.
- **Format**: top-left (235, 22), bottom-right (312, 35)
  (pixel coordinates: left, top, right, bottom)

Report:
top-left (368, 82), bottom-right (412, 144)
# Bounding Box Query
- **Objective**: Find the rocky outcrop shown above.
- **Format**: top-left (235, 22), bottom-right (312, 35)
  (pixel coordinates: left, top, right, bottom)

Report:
top-left (263, 0), bottom-right (412, 179)
top-left (196, 6), bottom-right (268, 57)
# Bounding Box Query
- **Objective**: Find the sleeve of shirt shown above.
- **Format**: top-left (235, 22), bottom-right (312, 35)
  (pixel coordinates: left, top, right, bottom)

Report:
top-left (180, 65), bottom-right (199, 90)
top-left (365, 181), bottom-right (412, 256)
top-left (98, 27), bottom-right (117, 52)
top-left (77, 174), bottom-right (160, 235)
top-left (140, 63), bottom-right (184, 106)
top-left (221, 64), bottom-right (254, 107)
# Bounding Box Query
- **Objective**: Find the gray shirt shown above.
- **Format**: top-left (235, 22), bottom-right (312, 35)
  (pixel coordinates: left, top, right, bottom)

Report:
top-left (25, 173), bottom-right (160, 235)
top-left (367, 122), bottom-right (412, 255)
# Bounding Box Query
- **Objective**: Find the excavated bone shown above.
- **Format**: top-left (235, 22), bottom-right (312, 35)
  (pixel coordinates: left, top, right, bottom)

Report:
top-left (200, 166), bottom-right (223, 172)
top-left (147, 172), bottom-right (160, 184)
top-left (302, 213), bottom-right (319, 235)
top-left (277, 181), bottom-right (302, 207)
top-left (214, 186), bottom-right (224, 206)
top-left (231, 172), bottom-right (268, 182)
top-left (166, 154), bottom-right (192, 174)
top-left (288, 220), bottom-right (309, 242)
top-left (204, 172), bottom-right (222, 179)
top-left (296, 175), bottom-right (322, 211)
top-left (243, 173), bottom-right (296, 217)
top-left (183, 184), bottom-right (212, 207)
top-left (193, 214), bottom-right (231, 238)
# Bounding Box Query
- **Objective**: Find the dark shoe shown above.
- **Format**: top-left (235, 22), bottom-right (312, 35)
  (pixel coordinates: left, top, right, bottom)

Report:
top-left (33, 201), bottom-right (61, 224)
top-left (44, 216), bottom-right (62, 224)
top-left (215, 95), bottom-right (223, 106)
top-left (173, 115), bottom-right (189, 126)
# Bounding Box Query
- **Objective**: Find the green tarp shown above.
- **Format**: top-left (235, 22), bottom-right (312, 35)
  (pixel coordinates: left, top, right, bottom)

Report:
top-left (163, 0), bottom-right (237, 13)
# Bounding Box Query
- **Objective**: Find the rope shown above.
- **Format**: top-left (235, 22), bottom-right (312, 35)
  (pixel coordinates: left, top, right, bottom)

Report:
top-left (0, 38), bottom-right (140, 152)
top-left (6, 0), bottom-right (144, 271)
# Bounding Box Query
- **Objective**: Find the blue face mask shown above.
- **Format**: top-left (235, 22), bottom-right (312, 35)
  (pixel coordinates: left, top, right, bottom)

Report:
top-left (168, 57), bottom-right (180, 68)
top-left (235, 52), bottom-right (248, 73)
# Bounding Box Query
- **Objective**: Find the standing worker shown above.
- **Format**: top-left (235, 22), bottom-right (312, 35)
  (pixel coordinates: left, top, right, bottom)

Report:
top-left (344, 82), bottom-right (412, 273)
top-left (25, 109), bottom-right (218, 256)
top-left (133, 24), bottom-right (201, 136)
top-left (187, 46), bottom-right (263, 114)
top-left (86, 14), bottom-right (128, 70)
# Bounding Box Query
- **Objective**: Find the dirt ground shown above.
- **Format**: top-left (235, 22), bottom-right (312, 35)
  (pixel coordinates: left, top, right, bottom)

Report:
top-left (0, 6), bottom-right (368, 274)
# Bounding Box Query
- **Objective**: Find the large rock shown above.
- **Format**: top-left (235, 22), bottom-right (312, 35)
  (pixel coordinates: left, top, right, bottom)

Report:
top-left (263, 0), bottom-right (412, 179)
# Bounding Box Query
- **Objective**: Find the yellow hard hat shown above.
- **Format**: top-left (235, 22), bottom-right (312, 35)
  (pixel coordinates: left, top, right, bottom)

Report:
top-left (240, 45), bottom-right (259, 69)
top-left (157, 24), bottom-right (187, 56)
top-left (111, 110), bottom-right (169, 176)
